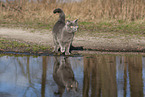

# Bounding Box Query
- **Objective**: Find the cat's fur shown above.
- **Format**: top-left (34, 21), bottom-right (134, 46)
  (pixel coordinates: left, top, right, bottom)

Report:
top-left (52, 8), bottom-right (78, 55)
top-left (53, 57), bottom-right (78, 96)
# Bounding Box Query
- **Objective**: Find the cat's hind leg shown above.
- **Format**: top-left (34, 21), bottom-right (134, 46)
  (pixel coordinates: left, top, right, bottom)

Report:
top-left (53, 36), bottom-right (59, 53)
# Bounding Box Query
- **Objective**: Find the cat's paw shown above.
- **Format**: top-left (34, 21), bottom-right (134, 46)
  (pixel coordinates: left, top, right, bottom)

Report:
top-left (53, 49), bottom-right (58, 53)
top-left (61, 48), bottom-right (65, 53)
top-left (65, 52), bottom-right (71, 55)
top-left (53, 51), bottom-right (58, 54)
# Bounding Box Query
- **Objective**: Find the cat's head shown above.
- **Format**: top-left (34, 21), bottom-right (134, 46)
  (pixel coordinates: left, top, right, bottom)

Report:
top-left (66, 19), bottom-right (78, 33)
top-left (66, 80), bottom-right (78, 92)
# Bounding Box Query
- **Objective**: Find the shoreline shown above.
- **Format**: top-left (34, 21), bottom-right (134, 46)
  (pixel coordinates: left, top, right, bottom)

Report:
top-left (0, 26), bottom-right (145, 55)
top-left (1, 50), bottom-right (145, 56)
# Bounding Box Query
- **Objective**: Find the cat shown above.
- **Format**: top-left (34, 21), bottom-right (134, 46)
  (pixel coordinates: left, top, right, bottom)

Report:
top-left (52, 8), bottom-right (78, 55)
top-left (53, 57), bottom-right (78, 96)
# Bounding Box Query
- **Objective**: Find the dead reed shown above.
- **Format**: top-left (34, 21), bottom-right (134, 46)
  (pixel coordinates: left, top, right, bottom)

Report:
top-left (0, 0), bottom-right (145, 25)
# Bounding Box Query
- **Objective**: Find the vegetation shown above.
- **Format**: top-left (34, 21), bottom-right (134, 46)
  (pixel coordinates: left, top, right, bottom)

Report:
top-left (0, 38), bottom-right (51, 53)
top-left (0, 0), bottom-right (145, 33)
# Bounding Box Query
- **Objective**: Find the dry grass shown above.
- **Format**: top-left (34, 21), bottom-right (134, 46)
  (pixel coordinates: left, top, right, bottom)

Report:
top-left (0, 0), bottom-right (145, 27)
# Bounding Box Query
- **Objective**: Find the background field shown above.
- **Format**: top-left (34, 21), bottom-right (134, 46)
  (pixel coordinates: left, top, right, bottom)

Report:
top-left (0, 0), bottom-right (145, 33)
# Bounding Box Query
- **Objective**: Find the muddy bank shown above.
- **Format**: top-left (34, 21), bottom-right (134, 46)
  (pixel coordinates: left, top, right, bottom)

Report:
top-left (0, 27), bottom-right (145, 54)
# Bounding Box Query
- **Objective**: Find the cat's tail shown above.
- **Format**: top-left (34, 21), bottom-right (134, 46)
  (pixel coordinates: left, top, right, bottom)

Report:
top-left (53, 8), bottom-right (65, 22)
top-left (53, 8), bottom-right (63, 14)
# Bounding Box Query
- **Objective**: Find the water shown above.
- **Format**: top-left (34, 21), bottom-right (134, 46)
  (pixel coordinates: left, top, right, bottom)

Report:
top-left (0, 54), bottom-right (145, 97)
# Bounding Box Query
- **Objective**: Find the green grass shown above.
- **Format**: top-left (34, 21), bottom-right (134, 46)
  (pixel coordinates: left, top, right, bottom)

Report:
top-left (0, 38), bottom-right (51, 53)
top-left (0, 17), bottom-right (145, 36)
top-left (96, 21), bottom-right (145, 34)
top-left (74, 20), bottom-right (144, 34)
top-left (79, 22), bottom-right (94, 25)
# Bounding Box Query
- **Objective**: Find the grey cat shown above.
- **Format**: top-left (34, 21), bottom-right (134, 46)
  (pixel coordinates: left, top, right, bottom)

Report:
top-left (53, 57), bottom-right (78, 96)
top-left (52, 8), bottom-right (78, 55)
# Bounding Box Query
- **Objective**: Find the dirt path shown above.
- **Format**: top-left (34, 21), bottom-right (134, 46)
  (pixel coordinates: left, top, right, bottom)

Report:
top-left (0, 27), bottom-right (145, 52)
top-left (0, 27), bottom-right (53, 46)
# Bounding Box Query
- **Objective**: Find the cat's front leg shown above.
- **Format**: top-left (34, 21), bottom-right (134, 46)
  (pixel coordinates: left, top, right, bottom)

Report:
top-left (65, 43), bottom-right (71, 55)
top-left (60, 43), bottom-right (65, 53)
top-left (61, 46), bottom-right (65, 53)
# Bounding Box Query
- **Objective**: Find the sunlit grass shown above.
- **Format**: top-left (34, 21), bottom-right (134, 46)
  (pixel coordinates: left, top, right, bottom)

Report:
top-left (0, 38), bottom-right (51, 53)
top-left (0, 0), bottom-right (145, 33)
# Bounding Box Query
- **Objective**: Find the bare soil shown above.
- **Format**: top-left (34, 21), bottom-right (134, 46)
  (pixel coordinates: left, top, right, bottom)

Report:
top-left (0, 27), bottom-right (145, 53)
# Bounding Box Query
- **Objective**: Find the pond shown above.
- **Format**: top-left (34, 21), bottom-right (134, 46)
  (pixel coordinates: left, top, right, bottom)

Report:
top-left (0, 53), bottom-right (145, 97)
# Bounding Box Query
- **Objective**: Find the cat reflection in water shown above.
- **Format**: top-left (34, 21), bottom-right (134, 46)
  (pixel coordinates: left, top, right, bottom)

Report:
top-left (52, 8), bottom-right (78, 55)
top-left (53, 57), bottom-right (78, 96)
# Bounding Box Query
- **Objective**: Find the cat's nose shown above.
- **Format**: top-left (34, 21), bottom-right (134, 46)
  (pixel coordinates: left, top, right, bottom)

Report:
top-left (74, 27), bottom-right (77, 31)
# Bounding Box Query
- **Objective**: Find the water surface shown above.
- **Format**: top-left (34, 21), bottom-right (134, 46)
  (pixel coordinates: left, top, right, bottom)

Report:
top-left (0, 54), bottom-right (145, 97)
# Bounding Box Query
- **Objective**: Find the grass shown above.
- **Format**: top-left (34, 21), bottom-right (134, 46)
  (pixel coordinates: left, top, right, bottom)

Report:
top-left (78, 20), bottom-right (145, 35)
top-left (0, 0), bottom-right (145, 34)
top-left (0, 38), bottom-right (51, 53)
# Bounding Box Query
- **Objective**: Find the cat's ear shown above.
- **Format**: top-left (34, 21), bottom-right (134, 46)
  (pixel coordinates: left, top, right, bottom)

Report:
top-left (73, 19), bottom-right (78, 23)
top-left (66, 20), bottom-right (71, 25)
